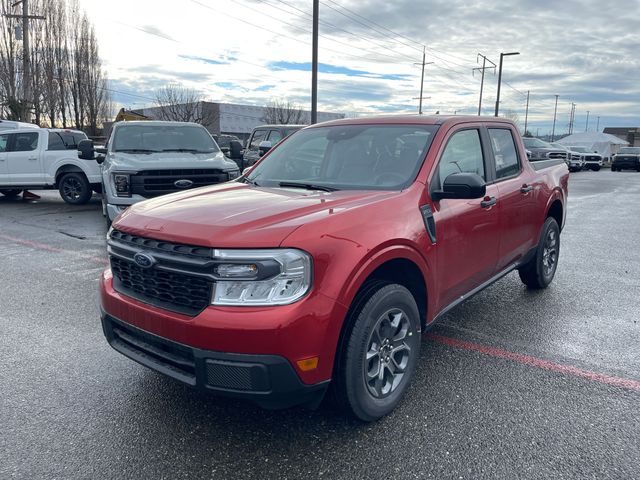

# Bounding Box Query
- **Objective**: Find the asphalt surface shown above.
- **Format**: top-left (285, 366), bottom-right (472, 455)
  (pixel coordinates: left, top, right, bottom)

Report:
top-left (1, 170), bottom-right (639, 479)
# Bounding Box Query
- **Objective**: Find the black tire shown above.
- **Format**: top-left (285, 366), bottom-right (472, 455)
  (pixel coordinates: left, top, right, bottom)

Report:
top-left (593, 166), bottom-right (601, 172)
top-left (58, 172), bottom-right (92, 205)
top-left (333, 282), bottom-right (421, 422)
top-left (518, 217), bottom-right (560, 289)
top-left (0, 189), bottom-right (23, 198)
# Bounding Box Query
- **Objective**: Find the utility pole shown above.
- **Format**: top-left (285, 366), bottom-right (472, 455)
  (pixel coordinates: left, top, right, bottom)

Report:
top-left (524, 90), bottom-right (530, 134)
top-left (596, 116), bottom-right (600, 132)
top-left (473, 53), bottom-right (496, 116)
top-left (551, 94), bottom-right (559, 141)
top-left (568, 103), bottom-right (576, 134)
top-left (4, 0), bottom-right (44, 122)
top-left (494, 51), bottom-right (520, 116)
top-left (310, 0), bottom-right (319, 124)
top-left (585, 110), bottom-right (590, 131)
top-left (414, 47), bottom-right (433, 114)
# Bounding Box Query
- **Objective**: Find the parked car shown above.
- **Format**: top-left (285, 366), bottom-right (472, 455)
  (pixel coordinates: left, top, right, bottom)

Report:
top-left (550, 143), bottom-right (584, 172)
top-left (522, 137), bottom-right (568, 162)
top-left (0, 127), bottom-right (100, 203)
top-left (77, 121), bottom-right (240, 225)
top-left (100, 116), bottom-right (568, 421)
top-left (0, 119), bottom-right (40, 131)
top-left (611, 147), bottom-right (640, 172)
top-left (567, 146), bottom-right (602, 171)
top-left (242, 124), bottom-right (304, 169)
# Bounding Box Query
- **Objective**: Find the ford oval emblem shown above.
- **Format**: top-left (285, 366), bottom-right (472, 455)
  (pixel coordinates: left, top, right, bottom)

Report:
top-left (133, 252), bottom-right (156, 269)
top-left (174, 179), bottom-right (194, 188)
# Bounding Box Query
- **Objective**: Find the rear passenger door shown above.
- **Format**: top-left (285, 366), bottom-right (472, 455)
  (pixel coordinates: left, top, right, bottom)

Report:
top-left (431, 127), bottom-right (501, 308)
top-left (6, 131), bottom-right (44, 185)
top-left (488, 127), bottom-right (539, 269)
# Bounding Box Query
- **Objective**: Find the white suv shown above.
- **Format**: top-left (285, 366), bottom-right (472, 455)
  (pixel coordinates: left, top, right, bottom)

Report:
top-left (0, 128), bottom-right (101, 203)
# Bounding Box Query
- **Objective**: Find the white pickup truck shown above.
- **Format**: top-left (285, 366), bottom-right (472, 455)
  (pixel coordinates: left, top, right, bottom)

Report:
top-left (0, 127), bottom-right (101, 203)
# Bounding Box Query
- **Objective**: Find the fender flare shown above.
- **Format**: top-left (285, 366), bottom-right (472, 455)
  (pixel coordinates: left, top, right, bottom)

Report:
top-left (338, 243), bottom-right (434, 320)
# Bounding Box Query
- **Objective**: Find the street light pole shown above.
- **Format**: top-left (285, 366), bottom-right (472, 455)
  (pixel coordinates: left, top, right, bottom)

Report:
top-left (311, 0), bottom-right (319, 124)
top-left (494, 51), bottom-right (520, 117)
top-left (585, 110), bottom-right (590, 131)
top-left (551, 94), bottom-right (559, 141)
top-left (596, 116), bottom-right (600, 132)
top-left (524, 90), bottom-right (530, 134)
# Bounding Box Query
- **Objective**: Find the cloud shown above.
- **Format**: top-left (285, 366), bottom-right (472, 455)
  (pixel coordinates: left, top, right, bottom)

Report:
top-left (83, 0), bottom-right (640, 133)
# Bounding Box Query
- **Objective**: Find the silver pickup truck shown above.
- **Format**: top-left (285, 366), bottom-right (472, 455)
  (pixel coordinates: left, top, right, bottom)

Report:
top-left (78, 121), bottom-right (240, 225)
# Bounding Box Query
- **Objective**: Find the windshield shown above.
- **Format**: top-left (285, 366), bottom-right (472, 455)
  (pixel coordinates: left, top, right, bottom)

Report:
top-left (550, 143), bottom-right (567, 150)
top-left (569, 146), bottom-right (589, 153)
top-left (523, 137), bottom-right (550, 148)
top-left (245, 124), bottom-right (438, 191)
top-left (619, 147), bottom-right (640, 154)
top-left (113, 124), bottom-right (219, 154)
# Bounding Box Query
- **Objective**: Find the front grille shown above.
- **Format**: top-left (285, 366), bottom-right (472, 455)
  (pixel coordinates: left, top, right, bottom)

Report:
top-left (131, 169), bottom-right (230, 197)
top-left (110, 230), bottom-right (213, 258)
top-left (110, 256), bottom-right (212, 315)
top-left (548, 152), bottom-right (567, 160)
top-left (585, 156), bottom-right (600, 161)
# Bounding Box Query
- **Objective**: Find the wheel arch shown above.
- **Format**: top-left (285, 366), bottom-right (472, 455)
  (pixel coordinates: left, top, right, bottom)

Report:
top-left (54, 164), bottom-right (87, 187)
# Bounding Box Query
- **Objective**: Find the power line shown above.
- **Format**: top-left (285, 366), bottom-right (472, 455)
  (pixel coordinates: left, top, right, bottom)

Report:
top-left (254, 0), bottom-right (418, 63)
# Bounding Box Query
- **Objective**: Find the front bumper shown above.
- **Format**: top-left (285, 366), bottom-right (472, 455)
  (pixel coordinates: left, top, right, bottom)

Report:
top-left (102, 312), bottom-right (330, 409)
top-left (106, 203), bottom-right (128, 221)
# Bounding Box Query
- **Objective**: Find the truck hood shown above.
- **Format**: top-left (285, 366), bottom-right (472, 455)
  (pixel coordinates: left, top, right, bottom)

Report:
top-left (106, 150), bottom-right (239, 172)
top-left (114, 182), bottom-right (399, 248)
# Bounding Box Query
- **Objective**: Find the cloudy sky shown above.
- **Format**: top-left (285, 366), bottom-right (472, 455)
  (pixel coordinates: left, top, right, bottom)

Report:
top-left (79, 0), bottom-right (640, 135)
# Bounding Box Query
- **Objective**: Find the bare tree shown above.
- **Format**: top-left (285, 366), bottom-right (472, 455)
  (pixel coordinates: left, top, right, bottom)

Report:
top-left (0, 0), bottom-right (109, 131)
top-left (262, 98), bottom-right (305, 124)
top-left (153, 84), bottom-right (217, 127)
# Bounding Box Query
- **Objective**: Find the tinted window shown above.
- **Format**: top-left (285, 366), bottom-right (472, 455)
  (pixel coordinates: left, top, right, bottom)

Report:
top-left (0, 134), bottom-right (8, 152)
top-left (619, 147), bottom-right (640, 154)
top-left (438, 129), bottom-right (484, 187)
top-left (48, 132), bottom-right (66, 150)
top-left (249, 129), bottom-right (268, 150)
top-left (489, 129), bottom-right (520, 179)
top-left (246, 124), bottom-right (438, 190)
top-left (10, 132), bottom-right (38, 152)
top-left (268, 130), bottom-right (283, 144)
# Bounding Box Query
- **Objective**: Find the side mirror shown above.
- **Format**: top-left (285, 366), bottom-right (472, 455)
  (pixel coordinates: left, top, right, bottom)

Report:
top-left (229, 140), bottom-right (243, 159)
top-left (242, 166), bottom-right (253, 176)
top-left (95, 147), bottom-right (107, 164)
top-left (258, 140), bottom-right (272, 157)
top-left (77, 139), bottom-right (95, 160)
top-left (432, 172), bottom-right (486, 201)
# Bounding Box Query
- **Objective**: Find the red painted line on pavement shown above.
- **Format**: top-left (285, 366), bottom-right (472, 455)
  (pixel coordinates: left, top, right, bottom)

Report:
top-left (425, 333), bottom-right (640, 392)
top-left (0, 233), bottom-right (108, 265)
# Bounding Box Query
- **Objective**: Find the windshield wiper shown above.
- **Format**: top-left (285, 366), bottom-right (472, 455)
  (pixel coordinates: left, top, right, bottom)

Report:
top-left (278, 181), bottom-right (338, 192)
top-left (240, 177), bottom-right (260, 186)
top-left (115, 148), bottom-right (159, 153)
top-left (161, 148), bottom-right (212, 153)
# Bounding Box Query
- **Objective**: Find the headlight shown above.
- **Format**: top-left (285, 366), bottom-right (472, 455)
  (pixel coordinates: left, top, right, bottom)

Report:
top-left (211, 249), bottom-right (312, 306)
top-left (113, 173), bottom-right (131, 197)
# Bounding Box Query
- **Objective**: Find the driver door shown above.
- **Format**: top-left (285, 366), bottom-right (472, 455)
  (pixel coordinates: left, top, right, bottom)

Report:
top-left (430, 127), bottom-right (501, 309)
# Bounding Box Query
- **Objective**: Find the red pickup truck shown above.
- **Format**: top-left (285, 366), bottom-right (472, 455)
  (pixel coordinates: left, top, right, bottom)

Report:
top-left (101, 116), bottom-right (568, 421)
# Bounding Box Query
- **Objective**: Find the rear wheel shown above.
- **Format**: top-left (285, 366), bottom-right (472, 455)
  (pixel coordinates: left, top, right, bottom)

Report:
top-left (0, 189), bottom-right (22, 198)
top-left (333, 282), bottom-right (421, 422)
top-left (593, 165), bottom-right (601, 171)
top-left (59, 172), bottom-right (92, 205)
top-left (519, 217), bottom-right (560, 289)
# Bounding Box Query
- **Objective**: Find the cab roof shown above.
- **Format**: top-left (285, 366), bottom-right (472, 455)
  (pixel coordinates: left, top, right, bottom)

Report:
top-left (309, 114), bottom-right (517, 129)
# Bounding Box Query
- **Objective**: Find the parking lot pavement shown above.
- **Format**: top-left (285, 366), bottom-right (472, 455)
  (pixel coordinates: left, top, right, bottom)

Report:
top-left (1, 171), bottom-right (639, 479)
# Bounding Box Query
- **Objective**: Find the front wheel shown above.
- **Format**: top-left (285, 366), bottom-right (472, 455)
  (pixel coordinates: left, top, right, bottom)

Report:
top-left (59, 172), bottom-right (92, 205)
top-left (518, 217), bottom-right (560, 289)
top-left (593, 166), bottom-right (601, 171)
top-left (0, 189), bottom-right (23, 198)
top-left (333, 282), bottom-right (421, 422)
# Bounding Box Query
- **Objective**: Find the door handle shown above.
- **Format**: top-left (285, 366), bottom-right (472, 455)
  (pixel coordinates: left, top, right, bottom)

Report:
top-left (28, 157), bottom-right (37, 161)
top-left (520, 184), bottom-right (534, 193)
top-left (480, 196), bottom-right (497, 208)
